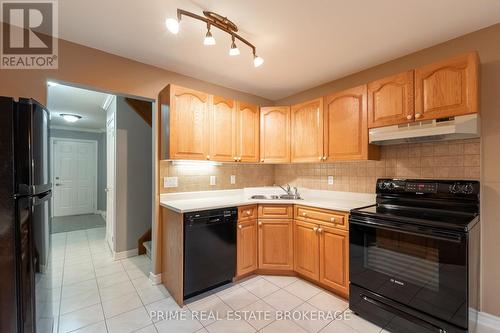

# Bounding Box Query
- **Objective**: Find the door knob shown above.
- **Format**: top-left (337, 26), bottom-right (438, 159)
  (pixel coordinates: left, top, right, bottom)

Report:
top-left (55, 183), bottom-right (61, 186)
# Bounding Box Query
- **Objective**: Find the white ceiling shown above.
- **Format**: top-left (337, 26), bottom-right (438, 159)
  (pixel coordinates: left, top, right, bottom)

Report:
top-left (47, 84), bottom-right (111, 130)
top-left (58, 0), bottom-right (500, 100)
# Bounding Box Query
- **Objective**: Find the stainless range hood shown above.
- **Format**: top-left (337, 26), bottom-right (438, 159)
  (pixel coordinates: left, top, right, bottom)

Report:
top-left (369, 114), bottom-right (480, 145)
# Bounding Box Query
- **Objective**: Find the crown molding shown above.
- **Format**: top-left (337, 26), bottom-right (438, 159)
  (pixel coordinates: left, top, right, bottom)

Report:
top-left (50, 125), bottom-right (105, 133)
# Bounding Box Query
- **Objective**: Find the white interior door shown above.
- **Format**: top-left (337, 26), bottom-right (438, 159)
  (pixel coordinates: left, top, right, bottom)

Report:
top-left (106, 98), bottom-right (116, 250)
top-left (53, 139), bottom-right (97, 217)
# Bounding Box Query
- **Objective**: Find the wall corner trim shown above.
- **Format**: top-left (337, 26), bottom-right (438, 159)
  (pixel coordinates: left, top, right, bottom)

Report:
top-left (149, 272), bottom-right (162, 285)
top-left (478, 311), bottom-right (500, 329)
top-left (113, 248), bottom-right (138, 260)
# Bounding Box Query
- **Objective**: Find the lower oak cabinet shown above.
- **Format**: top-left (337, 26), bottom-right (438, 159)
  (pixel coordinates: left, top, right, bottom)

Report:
top-left (258, 219), bottom-right (294, 271)
top-left (236, 219), bottom-right (258, 276)
top-left (293, 219), bottom-right (349, 297)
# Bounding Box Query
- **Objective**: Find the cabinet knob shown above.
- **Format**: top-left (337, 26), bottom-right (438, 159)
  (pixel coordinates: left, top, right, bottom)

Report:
top-left (260, 158), bottom-right (264, 163)
top-left (302, 212), bottom-right (307, 217)
top-left (238, 157), bottom-right (242, 162)
top-left (322, 156), bottom-right (327, 161)
top-left (238, 225), bottom-right (242, 229)
top-left (406, 115), bottom-right (413, 120)
top-left (330, 217), bottom-right (336, 223)
top-left (246, 210), bottom-right (251, 216)
top-left (318, 227), bottom-right (323, 233)
top-left (415, 113), bottom-right (422, 119)
top-left (313, 227), bottom-right (318, 232)
top-left (234, 157), bottom-right (238, 161)
top-left (258, 221), bottom-right (262, 226)
top-left (318, 156), bottom-right (323, 161)
top-left (206, 155), bottom-right (210, 160)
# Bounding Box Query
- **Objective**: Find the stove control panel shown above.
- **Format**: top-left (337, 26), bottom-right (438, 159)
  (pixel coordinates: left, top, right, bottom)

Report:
top-left (449, 182), bottom-right (475, 194)
top-left (405, 182), bottom-right (438, 193)
top-left (376, 179), bottom-right (479, 196)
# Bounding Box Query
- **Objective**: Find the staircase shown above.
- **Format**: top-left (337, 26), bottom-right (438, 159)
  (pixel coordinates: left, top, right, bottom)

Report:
top-left (125, 97), bottom-right (152, 127)
top-left (143, 241), bottom-right (152, 259)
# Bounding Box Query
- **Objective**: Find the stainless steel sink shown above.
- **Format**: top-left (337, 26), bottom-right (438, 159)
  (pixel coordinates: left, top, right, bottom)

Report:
top-left (249, 194), bottom-right (302, 200)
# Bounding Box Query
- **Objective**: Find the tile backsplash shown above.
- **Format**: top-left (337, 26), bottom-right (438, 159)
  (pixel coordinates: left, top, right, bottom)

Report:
top-left (160, 138), bottom-right (480, 194)
top-left (275, 138), bottom-right (480, 193)
top-left (159, 161), bottom-right (275, 193)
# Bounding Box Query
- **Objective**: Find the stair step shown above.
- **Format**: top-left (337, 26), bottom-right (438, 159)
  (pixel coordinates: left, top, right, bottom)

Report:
top-left (143, 241), bottom-right (152, 259)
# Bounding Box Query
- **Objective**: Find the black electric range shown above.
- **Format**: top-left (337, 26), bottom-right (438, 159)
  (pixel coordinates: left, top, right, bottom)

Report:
top-left (349, 179), bottom-right (480, 333)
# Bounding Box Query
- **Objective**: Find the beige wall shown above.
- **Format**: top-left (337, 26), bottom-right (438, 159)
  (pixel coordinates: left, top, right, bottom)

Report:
top-left (275, 139), bottom-right (480, 192)
top-left (276, 23), bottom-right (500, 317)
top-left (160, 161), bottom-right (274, 193)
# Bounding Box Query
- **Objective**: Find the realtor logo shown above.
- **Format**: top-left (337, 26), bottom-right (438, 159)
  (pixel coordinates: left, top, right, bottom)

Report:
top-left (1, 0), bottom-right (58, 69)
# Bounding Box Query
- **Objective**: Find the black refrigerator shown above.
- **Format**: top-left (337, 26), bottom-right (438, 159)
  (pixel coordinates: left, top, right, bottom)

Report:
top-left (0, 96), bottom-right (52, 333)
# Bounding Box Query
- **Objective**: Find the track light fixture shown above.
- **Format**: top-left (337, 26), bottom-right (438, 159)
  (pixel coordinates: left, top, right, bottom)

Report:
top-left (229, 35), bottom-right (240, 56)
top-left (166, 9), bottom-right (264, 67)
top-left (203, 24), bottom-right (216, 46)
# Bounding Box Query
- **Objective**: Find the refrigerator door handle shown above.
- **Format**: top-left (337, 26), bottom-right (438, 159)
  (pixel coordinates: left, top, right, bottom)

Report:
top-left (31, 191), bottom-right (52, 206)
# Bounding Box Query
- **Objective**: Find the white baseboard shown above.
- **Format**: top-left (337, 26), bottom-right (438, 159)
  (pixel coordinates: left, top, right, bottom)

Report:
top-left (113, 248), bottom-right (138, 260)
top-left (95, 210), bottom-right (106, 220)
top-left (149, 272), bottom-right (162, 285)
top-left (478, 311), bottom-right (500, 329)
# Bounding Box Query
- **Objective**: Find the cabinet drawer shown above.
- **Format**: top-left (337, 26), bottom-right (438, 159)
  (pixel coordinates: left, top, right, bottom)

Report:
top-left (238, 205), bottom-right (258, 222)
top-left (258, 205), bottom-right (293, 219)
top-left (294, 205), bottom-right (347, 229)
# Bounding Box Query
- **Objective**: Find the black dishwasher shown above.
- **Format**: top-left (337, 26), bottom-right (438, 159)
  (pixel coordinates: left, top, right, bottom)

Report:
top-left (183, 207), bottom-right (237, 299)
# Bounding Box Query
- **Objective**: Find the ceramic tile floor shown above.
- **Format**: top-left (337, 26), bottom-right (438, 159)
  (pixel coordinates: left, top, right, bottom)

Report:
top-left (37, 226), bottom-right (499, 333)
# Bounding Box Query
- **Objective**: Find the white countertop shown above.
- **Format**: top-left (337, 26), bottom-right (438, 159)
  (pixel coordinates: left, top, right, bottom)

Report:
top-left (160, 187), bottom-right (375, 213)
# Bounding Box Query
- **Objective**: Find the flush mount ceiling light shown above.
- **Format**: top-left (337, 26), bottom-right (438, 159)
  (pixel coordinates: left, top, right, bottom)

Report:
top-left (60, 113), bottom-right (82, 123)
top-left (166, 9), bottom-right (264, 67)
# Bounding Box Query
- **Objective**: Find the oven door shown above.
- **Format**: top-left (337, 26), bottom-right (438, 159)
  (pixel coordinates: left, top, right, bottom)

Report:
top-left (349, 216), bottom-right (468, 329)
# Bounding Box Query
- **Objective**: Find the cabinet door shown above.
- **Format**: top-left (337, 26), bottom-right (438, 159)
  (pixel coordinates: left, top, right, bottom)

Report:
top-left (260, 107), bottom-right (290, 163)
top-left (237, 219), bottom-right (258, 277)
top-left (210, 96), bottom-right (236, 162)
top-left (324, 85), bottom-right (370, 161)
top-left (236, 102), bottom-right (260, 162)
top-left (319, 225), bottom-right (349, 297)
top-left (368, 71), bottom-right (414, 128)
top-left (415, 52), bottom-right (479, 121)
top-left (258, 219), bottom-right (293, 270)
top-left (294, 220), bottom-right (320, 281)
top-left (169, 86), bottom-right (210, 160)
top-left (291, 98), bottom-right (324, 163)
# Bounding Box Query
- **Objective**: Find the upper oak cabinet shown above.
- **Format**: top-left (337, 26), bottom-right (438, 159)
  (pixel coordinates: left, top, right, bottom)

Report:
top-left (291, 98), bottom-right (324, 163)
top-left (415, 52), bottom-right (479, 121)
top-left (260, 106), bottom-right (291, 163)
top-left (210, 96), bottom-right (236, 162)
top-left (160, 85), bottom-right (210, 160)
top-left (236, 102), bottom-right (260, 163)
top-left (324, 85), bottom-right (379, 161)
top-left (368, 71), bottom-right (415, 128)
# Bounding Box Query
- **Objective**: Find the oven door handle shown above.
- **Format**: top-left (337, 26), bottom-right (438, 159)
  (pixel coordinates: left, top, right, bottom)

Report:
top-left (360, 293), bottom-right (447, 333)
top-left (349, 219), bottom-right (463, 243)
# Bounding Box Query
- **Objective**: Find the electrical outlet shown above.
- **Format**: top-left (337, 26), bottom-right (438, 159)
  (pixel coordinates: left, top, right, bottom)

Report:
top-left (164, 176), bottom-right (178, 188)
top-left (230, 175), bottom-right (236, 184)
top-left (328, 176), bottom-right (334, 185)
top-left (210, 176), bottom-right (216, 186)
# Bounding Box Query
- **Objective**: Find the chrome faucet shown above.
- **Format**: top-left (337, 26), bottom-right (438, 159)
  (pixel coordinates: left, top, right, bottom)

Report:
top-left (277, 184), bottom-right (292, 195)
